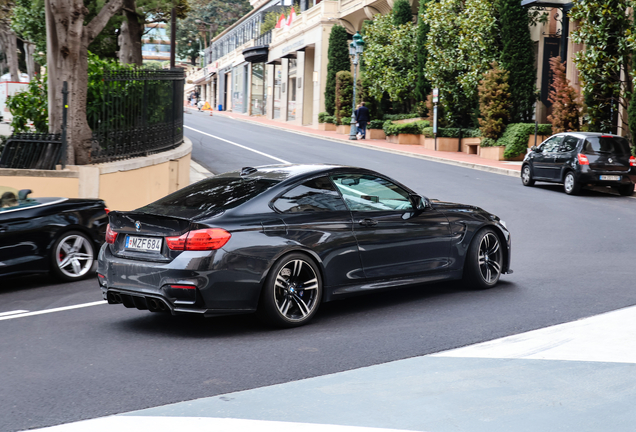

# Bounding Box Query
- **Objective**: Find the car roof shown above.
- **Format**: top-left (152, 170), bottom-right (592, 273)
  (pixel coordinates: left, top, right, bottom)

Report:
top-left (556, 132), bottom-right (626, 140)
top-left (217, 164), bottom-right (352, 182)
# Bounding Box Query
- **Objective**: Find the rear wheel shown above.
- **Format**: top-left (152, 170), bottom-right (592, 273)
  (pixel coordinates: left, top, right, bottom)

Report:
top-left (521, 164), bottom-right (535, 186)
top-left (50, 231), bottom-right (95, 281)
top-left (258, 253), bottom-right (323, 328)
top-left (463, 228), bottom-right (503, 290)
top-left (563, 171), bottom-right (581, 195)
top-left (616, 183), bottom-right (635, 196)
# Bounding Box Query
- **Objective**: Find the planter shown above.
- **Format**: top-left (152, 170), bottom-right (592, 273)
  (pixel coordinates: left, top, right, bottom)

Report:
top-left (318, 123), bottom-right (336, 131)
top-left (461, 137), bottom-right (481, 154)
top-left (368, 129), bottom-right (385, 140)
top-left (393, 117), bottom-right (424, 124)
top-left (336, 125), bottom-right (350, 134)
top-left (436, 137), bottom-right (460, 152)
top-left (386, 133), bottom-right (421, 145)
top-left (421, 136), bottom-right (436, 150)
top-left (528, 135), bottom-right (548, 148)
top-left (479, 145), bottom-right (525, 161)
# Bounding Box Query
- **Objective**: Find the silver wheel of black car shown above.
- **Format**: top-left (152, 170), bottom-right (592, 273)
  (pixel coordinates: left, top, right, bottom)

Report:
top-left (51, 231), bottom-right (95, 281)
top-left (464, 228), bottom-right (503, 289)
top-left (521, 165), bottom-right (535, 186)
top-left (563, 171), bottom-right (580, 195)
top-left (259, 253), bottom-right (322, 327)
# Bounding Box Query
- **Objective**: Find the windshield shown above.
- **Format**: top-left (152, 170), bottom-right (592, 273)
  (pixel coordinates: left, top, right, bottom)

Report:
top-left (582, 136), bottom-right (631, 156)
top-left (138, 176), bottom-right (281, 219)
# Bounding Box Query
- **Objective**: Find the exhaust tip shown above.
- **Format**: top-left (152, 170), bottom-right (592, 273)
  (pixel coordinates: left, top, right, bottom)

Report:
top-left (107, 292), bottom-right (120, 304)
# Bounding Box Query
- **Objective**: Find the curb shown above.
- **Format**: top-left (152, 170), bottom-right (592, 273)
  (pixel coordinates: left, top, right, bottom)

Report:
top-left (213, 112), bottom-right (521, 178)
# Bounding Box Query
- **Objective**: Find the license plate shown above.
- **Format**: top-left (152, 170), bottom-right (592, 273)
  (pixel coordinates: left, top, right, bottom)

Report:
top-left (600, 175), bottom-right (621, 181)
top-left (125, 235), bottom-right (162, 252)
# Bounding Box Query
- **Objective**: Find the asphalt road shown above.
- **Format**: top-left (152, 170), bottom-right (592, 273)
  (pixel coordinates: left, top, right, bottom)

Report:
top-left (2, 111), bottom-right (636, 432)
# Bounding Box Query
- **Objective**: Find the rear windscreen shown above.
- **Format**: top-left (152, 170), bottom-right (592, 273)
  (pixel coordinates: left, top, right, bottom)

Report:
top-left (583, 136), bottom-right (631, 155)
top-left (138, 177), bottom-right (280, 219)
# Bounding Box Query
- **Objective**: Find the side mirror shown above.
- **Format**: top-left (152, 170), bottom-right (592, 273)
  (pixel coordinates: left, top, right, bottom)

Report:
top-left (410, 194), bottom-right (431, 211)
top-left (531, 146), bottom-right (538, 152)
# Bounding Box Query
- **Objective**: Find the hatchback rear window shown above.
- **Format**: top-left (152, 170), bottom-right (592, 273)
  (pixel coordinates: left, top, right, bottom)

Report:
top-left (138, 177), bottom-right (280, 218)
top-left (583, 136), bottom-right (631, 155)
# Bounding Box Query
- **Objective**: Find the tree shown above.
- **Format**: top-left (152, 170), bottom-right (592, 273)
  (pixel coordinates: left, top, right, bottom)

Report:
top-left (628, 55), bottom-right (636, 142)
top-left (363, 13), bottom-right (417, 113)
top-left (478, 62), bottom-right (510, 140)
top-left (498, 0), bottom-right (536, 122)
top-left (0, 0), bottom-right (20, 81)
top-left (325, 25), bottom-right (350, 115)
top-left (415, 0), bottom-right (432, 104)
top-left (424, 0), bottom-right (498, 127)
top-left (45, 0), bottom-right (125, 165)
top-left (393, 0), bottom-right (412, 26)
top-left (570, 0), bottom-right (634, 133)
top-left (547, 56), bottom-right (582, 133)
top-left (335, 70), bottom-right (353, 125)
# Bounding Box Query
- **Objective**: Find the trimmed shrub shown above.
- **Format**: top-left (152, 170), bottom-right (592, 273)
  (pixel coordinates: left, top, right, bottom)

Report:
top-left (335, 71), bottom-right (354, 125)
top-left (547, 56), bottom-right (582, 133)
top-left (393, 0), bottom-right (413, 26)
top-left (537, 124), bottom-right (553, 135)
top-left (383, 113), bottom-right (419, 121)
top-left (368, 119), bottom-right (386, 129)
top-left (325, 25), bottom-right (351, 115)
top-left (324, 116), bottom-right (337, 124)
top-left (421, 127), bottom-right (481, 138)
top-left (478, 62), bottom-right (510, 140)
top-left (318, 112), bottom-right (330, 123)
top-left (383, 120), bottom-right (430, 136)
top-left (480, 137), bottom-right (498, 147)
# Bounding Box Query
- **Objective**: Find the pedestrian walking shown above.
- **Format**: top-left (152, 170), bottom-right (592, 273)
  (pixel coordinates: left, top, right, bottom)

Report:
top-left (354, 102), bottom-right (370, 139)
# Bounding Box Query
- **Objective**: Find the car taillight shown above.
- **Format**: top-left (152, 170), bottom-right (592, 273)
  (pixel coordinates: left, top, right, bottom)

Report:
top-left (630, 155), bottom-right (636, 167)
top-left (104, 208), bottom-right (110, 214)
top-left (105, 224), bottom-right (118, 244)
top-left (577, 154), bottom-right (589, 165)
top-left (166, 228), bottom-right (231, 251)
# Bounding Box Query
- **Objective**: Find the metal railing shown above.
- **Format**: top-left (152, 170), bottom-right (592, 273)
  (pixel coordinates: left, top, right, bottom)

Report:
top-left (0, 133), bottom-right (64, 170)
top-left (255, 29), bottom-right (272, 47)
top-left (90, 68), bottom-right (185, 163)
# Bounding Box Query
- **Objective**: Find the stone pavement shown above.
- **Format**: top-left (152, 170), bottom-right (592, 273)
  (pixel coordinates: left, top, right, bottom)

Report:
top-left (28, 305), bottom-right (636, 432)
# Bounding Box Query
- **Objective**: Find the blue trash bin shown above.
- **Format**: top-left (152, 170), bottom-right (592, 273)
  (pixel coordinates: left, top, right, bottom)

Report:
top-left (218, 104), bottom-right (223, 111)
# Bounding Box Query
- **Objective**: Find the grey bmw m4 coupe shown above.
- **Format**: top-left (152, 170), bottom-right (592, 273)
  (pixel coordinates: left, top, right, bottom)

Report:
top-left (98, 164), bottom-right (511, 327)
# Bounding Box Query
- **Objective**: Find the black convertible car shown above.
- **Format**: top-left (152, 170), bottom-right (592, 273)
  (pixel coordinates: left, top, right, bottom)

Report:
top-left (0, 186), bottom-right (108, 281)
top-left (98, 165), bottom-right (512, 327)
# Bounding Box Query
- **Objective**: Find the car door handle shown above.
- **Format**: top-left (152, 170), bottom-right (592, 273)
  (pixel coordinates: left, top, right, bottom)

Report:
top-left (358, 219), bottom-right (378, 227)
top-left (0, 225), bottom-right (6, 233)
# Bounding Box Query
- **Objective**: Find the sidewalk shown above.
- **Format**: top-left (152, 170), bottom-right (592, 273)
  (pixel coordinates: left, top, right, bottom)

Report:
top-left (29, 304), bottom-right (636, 431)
top-left (207, 110), bottom-right (523, 178)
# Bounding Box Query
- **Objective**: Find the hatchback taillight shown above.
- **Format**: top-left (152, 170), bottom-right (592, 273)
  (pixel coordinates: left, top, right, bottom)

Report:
top-left (105, 224), bottom-right (118, 244)
top-left (166, 228), bottom-right (231, 251)
top-left (630, 155), bottom-right (636, 167)
top-left (577, 154), bottom-right (589, 165)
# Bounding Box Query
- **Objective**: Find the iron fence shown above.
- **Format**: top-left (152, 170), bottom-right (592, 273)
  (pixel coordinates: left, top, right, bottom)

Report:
top-left (90, 68), bottom-right (185, 163)
top-left (255, 29), bottom-right (272, 47)
top-left (0, 133), bottom-right (64, 170)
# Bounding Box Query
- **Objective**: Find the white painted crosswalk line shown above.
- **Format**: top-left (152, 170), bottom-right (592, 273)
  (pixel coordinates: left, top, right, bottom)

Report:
top-left (432, 304), bottom-right (636, 363)
top-left (26, 416), bottom-right (420, 432)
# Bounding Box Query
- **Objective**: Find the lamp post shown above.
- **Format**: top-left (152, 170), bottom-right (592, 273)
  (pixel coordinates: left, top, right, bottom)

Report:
top-left (348, 32), bottom-right (365, 141)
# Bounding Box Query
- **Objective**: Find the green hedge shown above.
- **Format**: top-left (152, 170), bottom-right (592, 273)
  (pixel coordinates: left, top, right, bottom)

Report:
top-left (382, 113), bottom-right (420, 121)
top-left (324, 115), bottom-right (337, 124)
top-left (494, 123), bottom-right (552, 159)
top-left (383, 120), bottom-right (431, 136)
top-left (368, 119), bottom-right (385, 129)
top-left (421, 127), bottom-right (481, 138)
top-left (318, 112), bottom-right (330, 123)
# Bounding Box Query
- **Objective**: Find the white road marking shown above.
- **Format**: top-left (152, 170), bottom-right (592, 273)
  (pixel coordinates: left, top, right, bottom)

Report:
top-left (0, 301), bottom-right (106, 322)
top-left (185, 125), bottom-right (291, 164)
top-left (26, 416), bottom-right (419, 432)
top-left (0, 310), bottom-right (29, 317)
top-left (432, 304), bottom-right (636, 364)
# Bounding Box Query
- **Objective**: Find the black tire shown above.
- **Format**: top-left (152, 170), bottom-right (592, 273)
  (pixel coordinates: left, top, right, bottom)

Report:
top-left (563, 171), bottom-right (581, 195)
top-left (616, 184), bottom-right (635, 196)
top-left (463, 228), bottom-right (504, 290)
top-left (521, 164), bottom-right (535, 186)
top-left (258, 253), bottom-right (323, 328)
top-left (50, 231), bottom-right (95, 282)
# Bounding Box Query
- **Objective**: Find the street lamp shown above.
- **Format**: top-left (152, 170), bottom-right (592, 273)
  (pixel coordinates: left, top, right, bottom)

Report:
top-left (348, 32), bottom-right (365, 140)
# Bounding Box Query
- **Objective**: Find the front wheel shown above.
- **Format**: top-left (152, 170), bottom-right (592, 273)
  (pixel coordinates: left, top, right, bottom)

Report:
top-left (50, 231), bottom-right (95, 281)
top-left (563, 171), bottom-right (581, 195)
top-left (463, 228), bottom-right (503, 290)
top-left (258, 253), bottom-right (323, 328)
top-left (521, 164), bottom-right (535, 186)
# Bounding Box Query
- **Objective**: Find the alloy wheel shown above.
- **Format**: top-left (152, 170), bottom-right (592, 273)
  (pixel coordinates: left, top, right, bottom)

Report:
top-left (55, 234), bottom-right (94, 279)
top-left (478, 232), bottom-right (502, 284)
top-left (273, 259), bottom-right (319, 322)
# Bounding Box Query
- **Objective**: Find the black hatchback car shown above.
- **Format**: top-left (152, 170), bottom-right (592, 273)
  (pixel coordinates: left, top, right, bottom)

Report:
top-left (98, 164), bottom-right (511, 327)
top-left (521, 132), bottom-right (636, 195)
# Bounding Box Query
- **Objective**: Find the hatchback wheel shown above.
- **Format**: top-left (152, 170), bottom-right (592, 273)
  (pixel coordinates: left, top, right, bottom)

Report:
top-left (616, 184), bottom-right (635, 196)
top-left (563, 171), bottom-right (581, 195)
top-left (259, 253), bottom-right (322, 327)
top-left (521, 165), bottom-right (535, 186)
top-left (51, 231), bottom-right (95, 281)
top-left (464, 228), bottom-right (503, 289)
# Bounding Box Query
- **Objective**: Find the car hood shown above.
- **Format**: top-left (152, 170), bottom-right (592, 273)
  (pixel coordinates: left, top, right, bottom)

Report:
top-left (430, 200), bottom-right (481, 212)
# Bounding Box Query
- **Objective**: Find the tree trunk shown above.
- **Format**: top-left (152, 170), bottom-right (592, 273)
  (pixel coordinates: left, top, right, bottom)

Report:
top-left (117, 0), bottom-right (143, 66)
top-left (45, 0), bottom-right (123, 165)
top-left (24, 42), bottom-right (36, 80)
top-left (0, 28), bottom-right (20, 81)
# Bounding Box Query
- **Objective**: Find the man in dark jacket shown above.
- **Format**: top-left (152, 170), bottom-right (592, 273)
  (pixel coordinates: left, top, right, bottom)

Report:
top-left (354, 102), bottom-right (370, 139)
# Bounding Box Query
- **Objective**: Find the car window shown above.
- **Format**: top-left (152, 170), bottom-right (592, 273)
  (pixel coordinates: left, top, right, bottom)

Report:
top-left (139, 176), bottom-right (280, 218)
top-left (582, 136), bottom-right (631, 156)
top-left (559, 136), bottom-right (579, 152)
top-left (273, 177), bottom-right (348, 213)
top-left (330, 174), bottom-right (414, 212)
top-left (540, 135), bottom-right (564, 152)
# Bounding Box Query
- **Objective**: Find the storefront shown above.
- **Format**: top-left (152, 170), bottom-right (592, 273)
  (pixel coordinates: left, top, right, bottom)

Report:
top-left (250, 63), bottom-right (267, 116)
